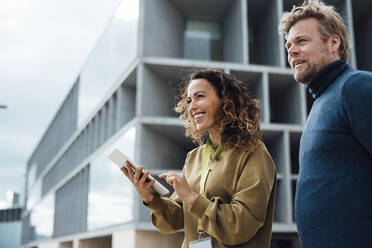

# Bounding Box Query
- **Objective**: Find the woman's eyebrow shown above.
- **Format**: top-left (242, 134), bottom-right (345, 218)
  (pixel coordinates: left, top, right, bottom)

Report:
top-left (193, 90), bottom-right (207, 96)
top-left (187, 90), bottom-right (207, 98)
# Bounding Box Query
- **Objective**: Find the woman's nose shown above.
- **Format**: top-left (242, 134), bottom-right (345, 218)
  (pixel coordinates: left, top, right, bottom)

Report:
top-left (188, 100), bottom-right (197, 112)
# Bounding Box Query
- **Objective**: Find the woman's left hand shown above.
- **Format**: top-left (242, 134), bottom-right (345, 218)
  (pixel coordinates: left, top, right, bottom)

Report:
top-left (159, 172), bottom-right (198, 206)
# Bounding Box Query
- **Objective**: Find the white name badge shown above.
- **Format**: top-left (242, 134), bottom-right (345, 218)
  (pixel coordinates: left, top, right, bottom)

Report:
top-left (189, 237), bottom-right (212, 248)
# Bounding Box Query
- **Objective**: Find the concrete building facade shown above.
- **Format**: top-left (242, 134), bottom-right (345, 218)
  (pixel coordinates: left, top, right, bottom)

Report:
top-left (21, 0), bottom-right (372, 247)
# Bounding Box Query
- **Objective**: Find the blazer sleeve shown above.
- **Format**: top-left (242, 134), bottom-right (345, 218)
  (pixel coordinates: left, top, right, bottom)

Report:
top-left (144, 152), bottom-right (192, 234)
top-left (145, 192), bottom-right (184, 234)
top-left (188, 144), bottom-right (276, 245)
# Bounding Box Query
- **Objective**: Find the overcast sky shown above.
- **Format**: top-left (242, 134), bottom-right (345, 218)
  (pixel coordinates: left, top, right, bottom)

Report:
top-left (0, 0), bottom-right (122, 208)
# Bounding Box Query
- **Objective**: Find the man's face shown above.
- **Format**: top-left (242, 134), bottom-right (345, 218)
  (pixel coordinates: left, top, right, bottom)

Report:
top-left (286, 18), bottom-right (335, 85)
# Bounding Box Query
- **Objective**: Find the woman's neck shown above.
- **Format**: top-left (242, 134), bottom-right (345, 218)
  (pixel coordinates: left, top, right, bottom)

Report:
top-left (208, 127), bottom-right (222, 148)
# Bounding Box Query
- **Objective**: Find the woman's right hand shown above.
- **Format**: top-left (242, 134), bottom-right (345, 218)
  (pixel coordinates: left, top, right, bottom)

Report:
top-left (120, 161), bottom-right (155, 204)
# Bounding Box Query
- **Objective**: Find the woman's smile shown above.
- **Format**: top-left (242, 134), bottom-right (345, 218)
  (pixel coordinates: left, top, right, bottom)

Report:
top-left (187, 78), bottom-right (223, 133)
top-left (193, 112), bottom-right (205, 123)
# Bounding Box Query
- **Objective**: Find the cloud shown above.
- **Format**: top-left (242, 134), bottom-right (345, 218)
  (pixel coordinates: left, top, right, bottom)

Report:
top-left (0, 0), bottom-right (122, 205)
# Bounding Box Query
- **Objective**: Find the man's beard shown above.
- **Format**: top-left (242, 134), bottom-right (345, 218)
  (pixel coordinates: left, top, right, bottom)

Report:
top-left (294, 63), bottom-right (318, 85)
top-left (294, 48), bottom-right (330, 85)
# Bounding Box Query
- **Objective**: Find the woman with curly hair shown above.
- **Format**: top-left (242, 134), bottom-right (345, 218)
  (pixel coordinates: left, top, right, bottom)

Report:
top-left (121, 68), bottom-right (276, 248)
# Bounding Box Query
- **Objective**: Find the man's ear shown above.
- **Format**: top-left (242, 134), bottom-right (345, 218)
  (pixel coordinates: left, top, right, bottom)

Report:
top-left (328, 34), bottom-right (341, 54)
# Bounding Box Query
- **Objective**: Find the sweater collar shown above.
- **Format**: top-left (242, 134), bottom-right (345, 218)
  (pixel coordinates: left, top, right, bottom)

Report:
top-left (307, 60), bottom-right (347, 99)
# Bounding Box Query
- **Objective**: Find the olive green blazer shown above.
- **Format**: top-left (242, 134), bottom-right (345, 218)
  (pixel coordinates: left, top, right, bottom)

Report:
top-left (145, 141), bottom-right (276, 248)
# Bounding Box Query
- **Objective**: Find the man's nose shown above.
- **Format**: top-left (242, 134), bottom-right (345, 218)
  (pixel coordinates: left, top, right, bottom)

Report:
top-left (287, 44), bottom-right (298, 57)
top-left (287, 46), bottom-right (298, 65)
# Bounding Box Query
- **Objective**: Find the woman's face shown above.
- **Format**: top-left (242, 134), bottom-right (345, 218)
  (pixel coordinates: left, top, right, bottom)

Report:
top-left (187, 78), bottom-right (224, 133)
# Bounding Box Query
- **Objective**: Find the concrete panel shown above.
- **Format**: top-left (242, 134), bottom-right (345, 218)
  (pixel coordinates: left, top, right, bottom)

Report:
top-left (140, 65), bottom-right (178, 117)
top-left (137, 124), bottom-right (188, 170)
top-left (230, 70), bottom-right (265, 121)
top-left (119, 86), bottom-right (136, 126)
top-left (59, 241), bottom-right (73, 248)
top-left (78, 236), bottom-right (111, 248)
top-left (171, 0), bottom-right (232, 21)
top-left (112, 230), bottom-right (183, 248)
top-left (262, 130), bottom-right (287, 178)
top-left (352, 0), bottom-right (372, 70)
top-left (223, 0), bottom-right (244, 63)
top-left (38, 241), bottom-right (59, 248)
top-left (268, 73), bottom-right (303, 124)
top-left (112, 230), bottom-right (135, 248)
top-left (248, 0), bottom-right (281, 66)
top-left (142, 0), bottom-right (184, 58)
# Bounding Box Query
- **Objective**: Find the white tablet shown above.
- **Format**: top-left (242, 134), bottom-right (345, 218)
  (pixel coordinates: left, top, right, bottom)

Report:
top-left (107, 149), bottom-right (170, 196)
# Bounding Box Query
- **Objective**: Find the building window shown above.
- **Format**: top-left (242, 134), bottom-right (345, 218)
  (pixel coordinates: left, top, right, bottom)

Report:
top-left (87, 127), bottom-right (136, 230)
top-left (183, 20), bottom-right (223, 61)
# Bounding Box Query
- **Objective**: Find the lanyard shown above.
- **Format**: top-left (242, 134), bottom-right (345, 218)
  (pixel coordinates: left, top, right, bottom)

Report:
top-left (198, 139), bottom-right (223, 232)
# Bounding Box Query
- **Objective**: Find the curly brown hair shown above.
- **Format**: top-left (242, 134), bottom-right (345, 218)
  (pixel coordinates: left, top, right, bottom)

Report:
top-left (175, 68), bottom-right (262, 153)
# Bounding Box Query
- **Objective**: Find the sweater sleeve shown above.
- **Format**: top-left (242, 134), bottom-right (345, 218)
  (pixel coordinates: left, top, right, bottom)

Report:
top-left (188, 145), bottom-right (276, 246)
top-left (145, 192), bottom-right (184, 234)
top-left (342, 73), bottom-right (372, 157)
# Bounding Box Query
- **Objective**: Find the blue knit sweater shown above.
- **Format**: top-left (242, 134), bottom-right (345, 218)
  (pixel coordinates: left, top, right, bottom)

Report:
top-left (296, 60), bottom-right (372, 248)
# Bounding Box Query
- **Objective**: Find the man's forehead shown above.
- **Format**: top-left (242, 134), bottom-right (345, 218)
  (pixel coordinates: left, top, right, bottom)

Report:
top-left (288, 18), bottom-right (319, 36)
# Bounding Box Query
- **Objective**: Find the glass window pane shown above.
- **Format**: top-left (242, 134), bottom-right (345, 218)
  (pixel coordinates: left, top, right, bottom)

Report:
top-left (26, 179), bottom-right (41, 211)
top-left (27, 163), bottom-right (37, 193)
top-left (78, 0), bottom-right (139, 127)
top-left (87, 127), bottom-right (136, 230)
top-left (184, 20), bottom-right (223, 61)
top-left (29, 193), bottom-right (54, 241)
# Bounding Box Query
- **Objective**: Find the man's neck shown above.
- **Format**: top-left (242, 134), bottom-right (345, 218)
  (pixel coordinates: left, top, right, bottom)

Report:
top-left (307, 59), bottom-right (347, 99)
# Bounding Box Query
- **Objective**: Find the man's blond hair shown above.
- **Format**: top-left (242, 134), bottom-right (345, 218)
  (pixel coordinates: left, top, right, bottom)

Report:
top-left (278, 0), bottom-right (350, 61)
